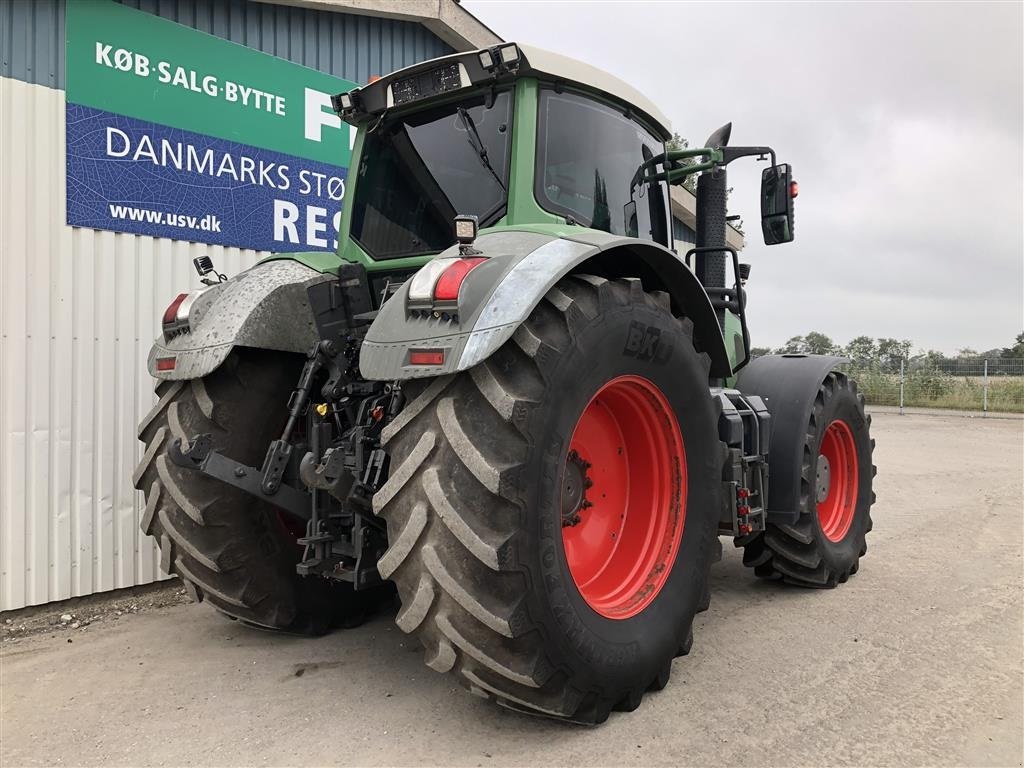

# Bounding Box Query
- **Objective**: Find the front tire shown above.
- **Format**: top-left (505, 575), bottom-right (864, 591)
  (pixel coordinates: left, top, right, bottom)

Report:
top-left (373, 275), bottom-right (724, 722)
top-left (738, 371), bottom-right (876, 586)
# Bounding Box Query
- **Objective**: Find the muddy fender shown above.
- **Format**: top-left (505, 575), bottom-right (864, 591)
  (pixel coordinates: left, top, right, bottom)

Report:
top-left (147, 260), bottom-right (333, 380)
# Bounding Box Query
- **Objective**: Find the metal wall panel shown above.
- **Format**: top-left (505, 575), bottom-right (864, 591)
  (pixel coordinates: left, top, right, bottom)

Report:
top-left (0, 0), bottom-right (454, 610)
top-left (674, 219), bottom-right (697, 251)
top-left (2, 0), bottom-right (452, 91)
top-left (0, 77), bottom-right (264, 610)
top-left (0, 0), bottom-right (65, 89)
top-left (118, 0), bottom-right (453, 84)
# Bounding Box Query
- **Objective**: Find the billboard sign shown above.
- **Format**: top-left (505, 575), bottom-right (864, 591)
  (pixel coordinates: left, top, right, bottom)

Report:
top-left (65, 0), bottom-right (359, 252)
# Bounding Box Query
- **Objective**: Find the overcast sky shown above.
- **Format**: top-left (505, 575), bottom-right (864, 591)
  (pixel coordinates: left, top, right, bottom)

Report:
top-left (465, 1), bottom-right (1023, 354)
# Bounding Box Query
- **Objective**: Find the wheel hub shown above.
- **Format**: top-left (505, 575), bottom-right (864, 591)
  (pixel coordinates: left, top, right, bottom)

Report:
top-left (561, 449), bottom-right (592, 527)
top-left (815, 454), bottom-right (831, 503)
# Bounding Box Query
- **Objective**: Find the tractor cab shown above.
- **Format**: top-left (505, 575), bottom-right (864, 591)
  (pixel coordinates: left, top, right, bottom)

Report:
top-left (334, 43), bottom-right (794, 261)
top-left (334, 44), bottom-right (679, 261)
top-left (333, 43), bottom-right (796, 375)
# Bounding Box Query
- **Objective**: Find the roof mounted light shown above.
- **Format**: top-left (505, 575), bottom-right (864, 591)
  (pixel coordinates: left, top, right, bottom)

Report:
top-left (331, 89), bottom-right (360, 116)
top-left (497, 43), bottom-right (520, 67)
top-left (478, 49), bottom-right (495, 70)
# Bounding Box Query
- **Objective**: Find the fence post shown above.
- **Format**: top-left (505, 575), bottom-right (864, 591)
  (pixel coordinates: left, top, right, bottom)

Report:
top-left (983, 359), bottom-right (988, 417)
top-left (899, 359), bottom-right (905, 415)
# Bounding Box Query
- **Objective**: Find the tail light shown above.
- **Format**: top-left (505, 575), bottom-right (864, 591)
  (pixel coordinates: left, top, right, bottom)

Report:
top-left (162, 290), bottom-right (202, 340)
top-left (433, 258), bottom-right (486, 301)
top-left (407, 257), bottom-right (487, 305)
top-left (162, 293), bottom-right (189, 325)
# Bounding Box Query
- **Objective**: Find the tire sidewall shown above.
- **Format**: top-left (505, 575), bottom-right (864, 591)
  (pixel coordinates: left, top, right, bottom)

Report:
top-left (520, 298), bottom-right (720, 692)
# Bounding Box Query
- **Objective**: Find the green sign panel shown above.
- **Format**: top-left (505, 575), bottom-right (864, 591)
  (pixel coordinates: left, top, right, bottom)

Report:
top-left (66, 0), bottom-right (358, 166)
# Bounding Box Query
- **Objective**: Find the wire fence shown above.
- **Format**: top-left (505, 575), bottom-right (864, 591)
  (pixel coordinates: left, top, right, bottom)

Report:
top-left (841, 357), bottom-right (1024, 417)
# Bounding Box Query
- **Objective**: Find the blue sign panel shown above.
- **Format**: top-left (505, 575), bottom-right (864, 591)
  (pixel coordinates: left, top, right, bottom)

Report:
top-left (66, 104), bottom-right (348, 252)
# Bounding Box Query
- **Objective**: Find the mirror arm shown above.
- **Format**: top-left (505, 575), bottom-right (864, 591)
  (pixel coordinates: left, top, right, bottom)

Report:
top-left (630, 147), bottom-right (725, 190)
top-left (720, 145), bottom-right (776, 168)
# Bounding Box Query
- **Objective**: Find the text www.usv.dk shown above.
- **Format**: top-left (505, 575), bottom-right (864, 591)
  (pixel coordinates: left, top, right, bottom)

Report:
top-left (108, 204), bottom-right (222, 232)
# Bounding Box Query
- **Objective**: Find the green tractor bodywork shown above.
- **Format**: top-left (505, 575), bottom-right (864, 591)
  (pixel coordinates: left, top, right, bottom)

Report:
top-left (262, 71), bottom-right (752, 378)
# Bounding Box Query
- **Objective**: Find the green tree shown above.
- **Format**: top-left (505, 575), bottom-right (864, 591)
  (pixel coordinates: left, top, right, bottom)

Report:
top-left (843, 336), bottom-right (877, 368)
top-left (876, 338), bottom-right (913, 372)
top-left (1002, 332), bottom-right (1024, 359)
top-left (775, 335), bottom-right (806, 354)
top-left (803, 331), bottom-right (838, 355)
top-left (914, 349), bottom-right (949, 371)
top-left (750, 346), bottom-right (771, 358)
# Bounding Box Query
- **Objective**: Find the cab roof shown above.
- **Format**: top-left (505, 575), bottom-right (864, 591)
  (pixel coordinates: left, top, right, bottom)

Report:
top-left (516, 44), bottom-right (672, 140)
top-left (336, 42), bottom-right (673, 141)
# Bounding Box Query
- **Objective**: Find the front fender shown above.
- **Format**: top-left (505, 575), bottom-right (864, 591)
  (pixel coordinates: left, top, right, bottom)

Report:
top-left (735, 354), bottom-right (849, 522)
top-left (359, 229), bottom-right (730, 380)
top-left (147, 260), bottom-right (332, 380)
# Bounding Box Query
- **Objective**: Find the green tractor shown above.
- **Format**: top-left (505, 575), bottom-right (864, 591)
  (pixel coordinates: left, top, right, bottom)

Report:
top-left (136, 43), bottom-right (875, 723)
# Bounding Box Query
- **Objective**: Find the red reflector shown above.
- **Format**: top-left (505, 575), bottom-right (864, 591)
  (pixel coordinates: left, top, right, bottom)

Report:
top-left (156, 357), bottom-right (177, 371)
top-left (409, 349), bottom-right (445, 366)
top-left (162, 293), bottom-right (189, 325)
top-left (789, 180), bottom-right (799, 198)
top-left (433, 257), bottom-right (486, 301)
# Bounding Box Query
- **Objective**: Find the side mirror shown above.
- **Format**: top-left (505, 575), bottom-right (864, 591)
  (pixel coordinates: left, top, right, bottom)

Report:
top-left (761, 163), bottom-right (796, 245)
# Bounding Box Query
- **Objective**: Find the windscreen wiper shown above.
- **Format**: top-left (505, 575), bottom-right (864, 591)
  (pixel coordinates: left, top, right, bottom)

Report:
top-left (457, 107), bottom-right (506, 191)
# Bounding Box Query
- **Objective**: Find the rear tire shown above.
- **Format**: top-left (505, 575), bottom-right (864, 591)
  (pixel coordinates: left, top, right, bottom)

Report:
top-left (738, 372), bottom-right (876, 586)
top-left (134, 349), bottom-right (384, 634)
top-left (373, 275), bottom-right (724, 722)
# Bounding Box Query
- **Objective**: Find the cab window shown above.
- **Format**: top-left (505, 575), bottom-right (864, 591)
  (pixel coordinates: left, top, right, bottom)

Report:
top-left (535, 88), bottom-right (669, 245)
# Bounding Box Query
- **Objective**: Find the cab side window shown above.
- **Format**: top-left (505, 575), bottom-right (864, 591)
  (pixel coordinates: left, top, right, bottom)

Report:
top-left (535, 88), bottom-right (669, 245)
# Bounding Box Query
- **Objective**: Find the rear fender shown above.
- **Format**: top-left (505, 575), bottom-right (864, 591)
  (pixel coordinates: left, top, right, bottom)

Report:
top-left (735, 354), bottom-right (849, 523)
top-left (147, 260), bottom-right (333, 380)
top-left (359, 230), bottom-right (730, 380)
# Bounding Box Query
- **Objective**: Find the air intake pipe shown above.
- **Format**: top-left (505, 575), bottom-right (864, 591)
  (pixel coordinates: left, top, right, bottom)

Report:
top-left (695, 122), bottom-right (732, 329)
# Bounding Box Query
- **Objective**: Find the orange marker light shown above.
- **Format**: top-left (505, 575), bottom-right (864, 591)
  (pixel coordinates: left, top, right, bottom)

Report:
top-left (789, 180), bottom-right (799, 198)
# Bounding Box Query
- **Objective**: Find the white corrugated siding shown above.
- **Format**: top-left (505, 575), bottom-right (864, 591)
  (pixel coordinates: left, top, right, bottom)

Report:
top-left (0, 76), bottom-right (265, 610)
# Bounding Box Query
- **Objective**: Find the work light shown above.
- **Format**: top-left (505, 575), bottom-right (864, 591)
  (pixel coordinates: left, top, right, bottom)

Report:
top-left (497, 44), bottom-right (520, 66)
top-left (454, 214), bottom-right (478, 244)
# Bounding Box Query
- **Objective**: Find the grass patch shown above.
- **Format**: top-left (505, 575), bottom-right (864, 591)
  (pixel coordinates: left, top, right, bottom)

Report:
top-left (846, 369), bottom-right (1024, 413)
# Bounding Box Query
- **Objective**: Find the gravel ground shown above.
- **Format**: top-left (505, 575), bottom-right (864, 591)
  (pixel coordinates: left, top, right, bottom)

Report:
top-left (1, 412), bottom-right (1021, 767)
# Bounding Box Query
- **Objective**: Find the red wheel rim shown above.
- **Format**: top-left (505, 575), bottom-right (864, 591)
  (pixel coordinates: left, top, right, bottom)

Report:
top-left (816, 419), bottom-right (859, 542)
top-left (560, 375), bottom-right (686, 620)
